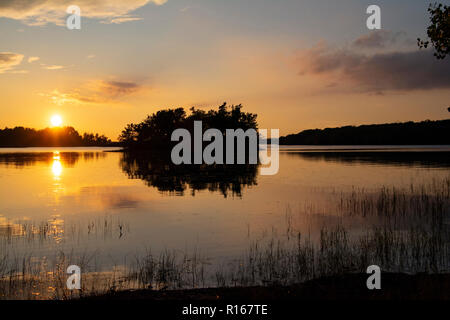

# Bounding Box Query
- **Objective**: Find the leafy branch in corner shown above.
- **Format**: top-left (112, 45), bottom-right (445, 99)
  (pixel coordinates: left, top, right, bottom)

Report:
top-left (418, 3), bottom-right (450, 59)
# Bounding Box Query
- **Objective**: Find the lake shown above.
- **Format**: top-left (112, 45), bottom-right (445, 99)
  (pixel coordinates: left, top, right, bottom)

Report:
top-left (0, 146), bottom-right (449, 298)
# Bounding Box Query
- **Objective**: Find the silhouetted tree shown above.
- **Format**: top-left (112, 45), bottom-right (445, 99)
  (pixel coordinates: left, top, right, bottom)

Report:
top-left (0, 126), bottom-right (112, 147)
top-left (119, 108), bottom-right (186, 149)
top-left (418, 3), bottom-right (450, 59)
top-left (118, 103), bottom-right (259, 196)
top-left (82, 132), bottom-right (111, 146)
top-left (119, 103), bottom-right (258, 150)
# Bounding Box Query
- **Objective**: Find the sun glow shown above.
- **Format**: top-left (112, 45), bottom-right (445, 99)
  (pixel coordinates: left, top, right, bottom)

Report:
top-left (50, 114), bottom-right (63, 127)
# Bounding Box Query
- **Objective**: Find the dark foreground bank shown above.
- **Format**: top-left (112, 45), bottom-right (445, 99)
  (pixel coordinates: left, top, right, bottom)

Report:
top-left (85, 273), bottom-right (450, 301)
top-left (2, 274), bottom-right (447, 319)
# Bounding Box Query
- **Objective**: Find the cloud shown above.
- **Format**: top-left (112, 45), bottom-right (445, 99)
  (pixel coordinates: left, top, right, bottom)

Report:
top-left (43, 65), bottom-right (65, 70)
top-left (298, 44), bottom-right (450, 93)
top-left (42, 80), bottom-right (143, 105)
top-left (0, 52), bottom-right (24, 73)
top-left (8, 69), bottom-right (28, 74)
top-left (40, 90), bottom-right (86, 106)
top-left (352, 30), bottom-right (406, 49)
top-left (101, 15), bottom-right (143, 24)
top-left (0, 0), bottom-right (167, 26)
top-left (27, 56), bottom-right (40, 63)
top-left (99, 81), bottom-right (141, 96)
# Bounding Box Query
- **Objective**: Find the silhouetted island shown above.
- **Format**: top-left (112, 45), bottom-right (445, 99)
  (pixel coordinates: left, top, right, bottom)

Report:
top-left (118, 103), bottom-right (259, 197)
top-left (279, 120), bottom-right (450, 145)
top-left (119, 103), bottom-right (258, 150)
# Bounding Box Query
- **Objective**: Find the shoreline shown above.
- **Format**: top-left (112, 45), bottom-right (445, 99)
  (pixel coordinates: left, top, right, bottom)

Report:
top-left (84, 273), bottom-right (450, 301)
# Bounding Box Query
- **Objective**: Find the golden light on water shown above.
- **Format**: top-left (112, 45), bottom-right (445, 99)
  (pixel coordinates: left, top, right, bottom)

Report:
top-left (51, 151), bottom-right (64, 210)
top-left (52, 151), bottom-right (62, 178)
top-left (50, 114), bottom-right (63, 127)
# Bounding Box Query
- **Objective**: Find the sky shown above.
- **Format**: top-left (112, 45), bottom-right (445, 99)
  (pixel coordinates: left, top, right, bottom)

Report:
top-left (1, 0), bottom-right (450, 139)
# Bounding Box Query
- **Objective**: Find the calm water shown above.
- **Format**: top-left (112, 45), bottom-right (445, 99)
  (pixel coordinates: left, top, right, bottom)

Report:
top-left (1, 146), bottom-right (449, 276)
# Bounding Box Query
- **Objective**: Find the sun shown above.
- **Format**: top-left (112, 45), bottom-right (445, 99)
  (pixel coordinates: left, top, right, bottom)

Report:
top-left (50, 114), bottom-right (63, 127)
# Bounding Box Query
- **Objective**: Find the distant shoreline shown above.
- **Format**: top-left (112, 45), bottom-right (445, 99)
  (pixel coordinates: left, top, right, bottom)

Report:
top-left (1, 119), bottom-right (449, 148)
top-left (1, 145), bottom-right (450, 152)
top-left (0, 146), bottom-right (122, 151)
top-left (0, 144), bottom-right (121, 149)
top-left (279, 119), bottom-right (450, 145)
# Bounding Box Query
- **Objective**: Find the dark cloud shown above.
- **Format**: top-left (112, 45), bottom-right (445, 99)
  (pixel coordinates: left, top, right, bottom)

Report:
top-left (100, 81), bottom-right (141, 96)
top-left (299, 46), bottom-right (450, 93)
top-left (353, 30), bottom-right (406, 49)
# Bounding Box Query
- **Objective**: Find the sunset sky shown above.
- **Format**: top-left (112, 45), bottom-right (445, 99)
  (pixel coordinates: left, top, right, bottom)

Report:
top-left (1, 0), bottom-right (450, 139)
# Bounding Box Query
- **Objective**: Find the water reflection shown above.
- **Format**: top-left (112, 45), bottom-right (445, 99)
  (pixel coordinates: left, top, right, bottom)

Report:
top-left (286, 151), bottom-right (450, 168)
top-left (52, 151), bottom-right (62, 179)
top-left (0, 147), bottom-right (449, 299)
top-left (0, 215), bottom-right (24, 238)
top-left (0, 215), bottom-right (129, 245)
top-left (0, 152), bottom-right (108, 168)
top-left (120, 151), bottom-right (258, 197)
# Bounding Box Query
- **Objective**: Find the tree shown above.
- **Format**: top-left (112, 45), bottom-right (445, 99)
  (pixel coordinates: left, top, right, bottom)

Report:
top-left (418, 3), bottom-right (450, 59)
top-left (82, 132), bottom-right (111, 146)
top-left (0, 126), bottom-right (111, 147)
top-left (119, 103), bottom-right (258, 149)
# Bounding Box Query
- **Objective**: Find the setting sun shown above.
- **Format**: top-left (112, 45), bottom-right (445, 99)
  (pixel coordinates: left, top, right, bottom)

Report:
top-left (50, 114), bottom-right (63, 127)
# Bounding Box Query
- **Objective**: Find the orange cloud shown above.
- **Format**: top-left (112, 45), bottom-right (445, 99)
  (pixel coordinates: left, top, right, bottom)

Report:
top-left (101, 15), bottom-right (143, 24)
top-left (27, 56), bottom-right (40, 63)
top-left (43, 65), bottom-right (65, 70)
top-left (42, 80), bottom-right (144, 105)
top-left (0, 0), bottom-right (167, 26)
top-left (0, 52), bottom-right (24, 73)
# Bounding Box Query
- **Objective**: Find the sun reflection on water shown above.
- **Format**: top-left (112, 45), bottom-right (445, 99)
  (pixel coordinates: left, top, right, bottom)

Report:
top-left (52, 151), bottom-right (62, 179)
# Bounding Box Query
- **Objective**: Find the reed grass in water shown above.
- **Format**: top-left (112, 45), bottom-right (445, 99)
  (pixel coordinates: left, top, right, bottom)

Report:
top-left (0, 178), bottom-right (448, 299)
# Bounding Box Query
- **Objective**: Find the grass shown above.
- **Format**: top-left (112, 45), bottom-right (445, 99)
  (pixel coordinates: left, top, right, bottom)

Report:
top-left (0, 178), bottom-right (449, 299)
top-left (125, 178), bottom-right (449, 289)
top-left (0, 216), bottom-right (130, 246)
top-left (127, 248), bottom-right (208, 290)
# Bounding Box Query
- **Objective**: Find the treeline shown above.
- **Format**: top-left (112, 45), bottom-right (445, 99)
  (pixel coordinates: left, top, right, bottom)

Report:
top-left (119, 103), bottom-right (258, 149)
top-left (280, 120), bottom-right (450, 145)
top-left (0, 126), bottom-right (112, 147)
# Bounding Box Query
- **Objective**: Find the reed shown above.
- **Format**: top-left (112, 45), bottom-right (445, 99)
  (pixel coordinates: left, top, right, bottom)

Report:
top-left (0, 178), bottom-right (448, 299)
